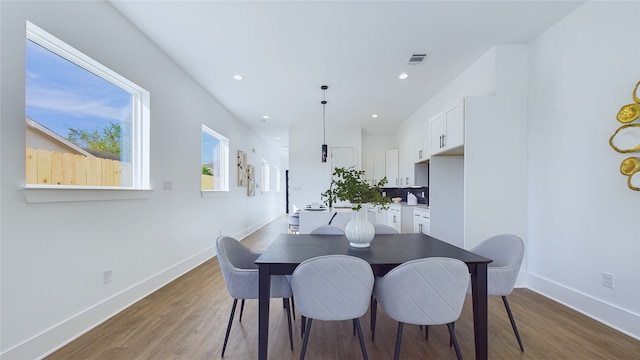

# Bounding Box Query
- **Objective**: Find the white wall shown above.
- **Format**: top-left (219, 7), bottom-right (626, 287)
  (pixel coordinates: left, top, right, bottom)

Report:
top-left (0, 2), bottom-right (287, 358)
top-left (526, 1), bottom-right (640, 338)
top-left (464, 46), bottom-right (528, 248)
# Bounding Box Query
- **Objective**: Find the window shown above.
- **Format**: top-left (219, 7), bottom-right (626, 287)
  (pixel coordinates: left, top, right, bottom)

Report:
top-left (261, 159), bottom-right (270, 192)
top-left (25, 21), bottom-right (150, 189)
top-left (201, 125), bottom-right (229, 191)
top-left (275, 167), bottom-right (281, 192)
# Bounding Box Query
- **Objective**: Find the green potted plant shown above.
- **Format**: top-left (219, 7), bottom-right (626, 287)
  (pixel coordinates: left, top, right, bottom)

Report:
top-left (321, 167), bottom-right (390, 210)
top-left (321, 167), bottom-right (391, 247)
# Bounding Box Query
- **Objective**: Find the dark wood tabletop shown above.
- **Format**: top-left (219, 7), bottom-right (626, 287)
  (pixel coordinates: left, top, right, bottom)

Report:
top-left (256, 233), bottom-right (491, 274)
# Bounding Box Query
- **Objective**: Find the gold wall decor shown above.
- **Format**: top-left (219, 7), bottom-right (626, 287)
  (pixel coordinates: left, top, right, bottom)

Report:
top-left (610, 81), bottom-right (640, 191)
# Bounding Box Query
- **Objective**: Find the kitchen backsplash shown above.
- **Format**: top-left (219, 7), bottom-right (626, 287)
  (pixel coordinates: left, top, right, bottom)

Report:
top-left (381, 186), bottom-right (429, 204)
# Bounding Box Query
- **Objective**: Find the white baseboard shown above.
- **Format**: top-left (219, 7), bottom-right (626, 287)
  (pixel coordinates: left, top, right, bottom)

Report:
top-left (524, 272), bottom-right (640, 340)
top-left (1, 247), bottom-right (215, 360)
top-left (1, 214), bottom-right (285, 360)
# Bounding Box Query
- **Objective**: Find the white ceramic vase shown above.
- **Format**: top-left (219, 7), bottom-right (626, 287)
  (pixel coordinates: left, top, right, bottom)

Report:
top-left (344, 204), bottom-right (375, 248)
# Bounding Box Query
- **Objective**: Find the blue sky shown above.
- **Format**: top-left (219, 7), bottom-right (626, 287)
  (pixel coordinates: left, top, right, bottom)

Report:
top-left (26, 40), bottom-right (131, 139)
top-left (201, 131), bottom-right (220, 167)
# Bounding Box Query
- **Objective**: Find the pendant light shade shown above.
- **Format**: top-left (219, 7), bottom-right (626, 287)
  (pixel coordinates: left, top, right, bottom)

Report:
top-left (321, 85), bottom-right (328, 163)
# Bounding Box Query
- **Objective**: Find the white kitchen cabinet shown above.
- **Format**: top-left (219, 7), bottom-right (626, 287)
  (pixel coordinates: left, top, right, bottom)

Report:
top-left (373, 150), bottom-right (386, 184)
top-left (415, 137), bottom-right (428, 163)
top-left (430, 101), bottom-right (464, 156)
top-left (367, 205), bottom-right (388, 226)
top-left (387, 204), bottom-right (415, 233)
top-left (385, 148), bottom-right (399, 186)
top-left (413, 208), bottom-right (431, 235)
top-left (387, 205), bottom-right (402, 233)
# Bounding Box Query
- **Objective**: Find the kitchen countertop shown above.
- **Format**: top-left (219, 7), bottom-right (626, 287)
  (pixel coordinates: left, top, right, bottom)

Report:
top-left (389, 202), bottom-right (429, 209)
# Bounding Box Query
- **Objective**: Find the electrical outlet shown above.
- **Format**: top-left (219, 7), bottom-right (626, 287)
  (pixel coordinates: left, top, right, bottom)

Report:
top-left (103, 269), bottom-right (112, 284)
top-left (602, 272), bottom-right (614, 288)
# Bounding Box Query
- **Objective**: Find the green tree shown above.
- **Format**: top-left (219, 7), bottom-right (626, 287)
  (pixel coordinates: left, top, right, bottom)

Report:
top-left (67, 122), bottom-right (121, 157)
top-left (202, 165), bottom-right (213, 176)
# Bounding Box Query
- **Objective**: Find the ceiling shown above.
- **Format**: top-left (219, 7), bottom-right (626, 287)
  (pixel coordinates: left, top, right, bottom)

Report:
top-left (108, 1), bottom-right (584, 157)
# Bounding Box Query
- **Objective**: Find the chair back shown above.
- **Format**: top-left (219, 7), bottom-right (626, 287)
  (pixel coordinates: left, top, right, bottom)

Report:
top-left (291, 255), bottom-right (374, 321)
top-left (470, 234), bottom-right (524, 295)
top-left (374, 257), bottom-right (469, 326)
top-left (215, 235), bottom-right (291, 299)
top-left (374, 224), bottom-right (399, 234)
top-left (309, 225), bottom-right (345, 235)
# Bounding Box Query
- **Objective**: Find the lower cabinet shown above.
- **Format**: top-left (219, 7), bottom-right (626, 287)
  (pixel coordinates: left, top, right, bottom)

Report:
top-left (368, 206), bottom-right (388, 226)
top-left (388, 206), bottom-right (402, 233)
top-left (387, 204), bottom-right (415, 233)
top-left (413, 208), bottom-right (431, 235)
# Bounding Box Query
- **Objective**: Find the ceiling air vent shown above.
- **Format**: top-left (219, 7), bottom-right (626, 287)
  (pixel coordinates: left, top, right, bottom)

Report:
top-left (408, 53), bottom-right (429, 65)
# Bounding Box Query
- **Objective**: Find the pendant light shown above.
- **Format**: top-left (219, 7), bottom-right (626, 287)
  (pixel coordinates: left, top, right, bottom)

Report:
top-left (321, 85), bottom-right (328, 163)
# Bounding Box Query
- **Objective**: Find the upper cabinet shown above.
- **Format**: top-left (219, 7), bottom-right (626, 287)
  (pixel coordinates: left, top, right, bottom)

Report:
top-left (385, 148), bottom-right (399, 186)
top-left (430, 101), bottom-right (464, 156)
top-left (415, 137), bottom-right (428, 163)
top-left (373, 150), bottom-right (386, 184)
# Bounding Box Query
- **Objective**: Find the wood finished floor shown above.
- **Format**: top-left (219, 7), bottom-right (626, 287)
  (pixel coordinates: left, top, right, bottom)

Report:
top-left (47, 215), bottom-right (640, 360)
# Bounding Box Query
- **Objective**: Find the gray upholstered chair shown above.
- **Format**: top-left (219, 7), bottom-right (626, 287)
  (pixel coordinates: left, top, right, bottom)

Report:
top-left (291, 255), bottom-right (374, 360)
top-left (215, 236), bottom-right (294, 357)
top-left (469, 234), bottom-right (525, 352)
top-left (372, 257), bottom-right (470, 360)
top-left (374, 224), bottom-right (399, 234)
top-left (308, 225), bottom-right (345, 235)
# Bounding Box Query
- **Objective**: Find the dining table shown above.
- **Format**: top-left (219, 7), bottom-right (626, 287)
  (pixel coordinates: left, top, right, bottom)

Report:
top-left (255, 232), bottom-right (493, 359)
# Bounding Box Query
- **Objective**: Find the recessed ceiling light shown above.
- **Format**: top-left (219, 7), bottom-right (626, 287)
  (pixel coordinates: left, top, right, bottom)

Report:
top-left (233, 74), bottom-right (243, 80)
top-left (371, 114), bottom-right (378, 118)
top-left (262, 115), bottom-right (270, 119)
top-left (398, 73), bottom-right (408, 80)
top-left (275, 137), bottom-right (280, 140)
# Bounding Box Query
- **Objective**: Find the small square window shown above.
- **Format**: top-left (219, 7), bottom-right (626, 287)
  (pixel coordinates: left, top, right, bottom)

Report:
top-left (201, 125), bottom-right (229, 191)
top-left (261, 159), bottom-right (270, 192)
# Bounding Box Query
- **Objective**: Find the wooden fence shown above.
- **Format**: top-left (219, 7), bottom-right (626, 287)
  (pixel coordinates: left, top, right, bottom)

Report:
top-left (26, 147), bottom-right (127, 186)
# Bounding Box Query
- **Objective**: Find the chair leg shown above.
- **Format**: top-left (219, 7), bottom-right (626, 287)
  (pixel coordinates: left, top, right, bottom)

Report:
top-left (370, 297), bottom-right (378, 341)
top-left (284, 298), bottom-right (294, 351)
top-left (221, 299), bottom-right (238, 357)
top-left (419, 324), bottom-right (429, 340)
top-left (502, 296), bottom-right (525, 352)
top-left (301, 315), bottom-right (306, 338)
top-left (394, 322), bottom-right (404, 360)
top-left (300, 318), bottom-right (313, 360)
top-left (291, 296), bottom-right (296, 320)
top-left (238, 299), bottom-right (245, 322)
top-left (354, 318), bottom-right (368, 360)
top-left (447, 322), bottom-right (463, 360)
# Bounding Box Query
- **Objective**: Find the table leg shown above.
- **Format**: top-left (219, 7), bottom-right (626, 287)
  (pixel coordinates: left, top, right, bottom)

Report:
top-left (471, 263), bottom-right (488, 360)
top-left (258, 264), bottom-right (271, 360)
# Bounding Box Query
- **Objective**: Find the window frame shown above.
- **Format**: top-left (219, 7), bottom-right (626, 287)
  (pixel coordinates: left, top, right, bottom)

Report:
top-left (261, 159), bottom-right (270, 192)
top-left (25, 21), bottom-right (151, 191)
top-left (201, 124), bottom-right (229, 192)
